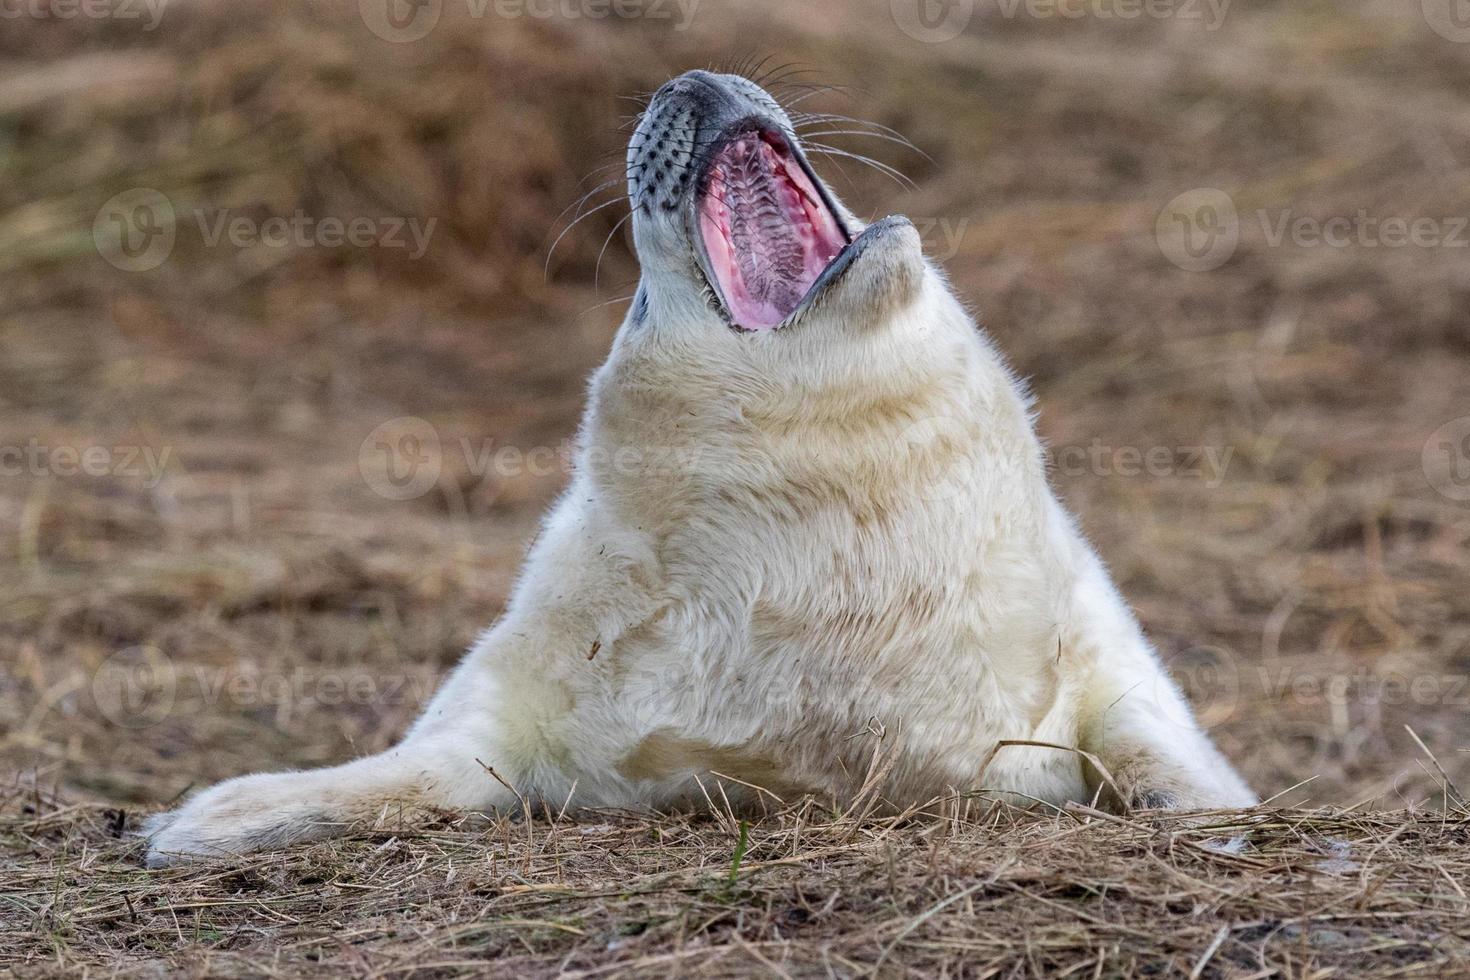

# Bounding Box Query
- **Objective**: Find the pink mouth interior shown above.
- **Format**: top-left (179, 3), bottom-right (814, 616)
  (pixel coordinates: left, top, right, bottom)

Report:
top-left (698, 132), bottom-right (848, 331)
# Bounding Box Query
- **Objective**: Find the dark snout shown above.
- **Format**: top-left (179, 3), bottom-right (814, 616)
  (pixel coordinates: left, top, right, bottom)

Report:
top-left (628, 71), bottom-right (784, 215)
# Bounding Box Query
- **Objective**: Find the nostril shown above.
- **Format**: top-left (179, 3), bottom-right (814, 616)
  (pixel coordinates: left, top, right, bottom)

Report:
top-left (654, 78), bottom-right (694, 103)
top-left (654, 70), bottom-right (721, 106)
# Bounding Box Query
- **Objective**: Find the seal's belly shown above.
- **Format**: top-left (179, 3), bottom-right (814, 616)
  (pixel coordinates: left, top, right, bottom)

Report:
top-left (545, 578), bottom-right (1082, 809)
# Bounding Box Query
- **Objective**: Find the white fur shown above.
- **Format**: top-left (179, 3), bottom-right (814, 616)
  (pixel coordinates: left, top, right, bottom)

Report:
top-left (144, 72), bottom-right (1253, 867)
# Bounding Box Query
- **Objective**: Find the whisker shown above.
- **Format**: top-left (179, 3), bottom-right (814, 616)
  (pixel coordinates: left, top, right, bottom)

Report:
top-left (804, 143), bottom-right (916, 190)
top-left (554, 179), bottom-right (625, 227)
top-left (763, 69), bottom-right (828, 96)
top-left (595, 210), bottom-right (636, 289)
top-left (753, 62), bottom-right (808, 90)
top-left (776, 81), bottom-right (853, 95)
top-left (795, 116), bottom-right (931, 165)
top-left (545, 196), bottom-right (629, 280)
top-left (727, 53), bottom-right (778, 82)
top-left (574, 164), bottom-right (632, 191)
top-left (808, 146), bottom-right (857, 190)
top-left (578, 290), bottom-right (640, 317)
top-left (779, 88), bottom-right (851, 111)
top-left (792, 111), bottom-right (903, 133)
top-left (795, 129), bottom-right (933, 162)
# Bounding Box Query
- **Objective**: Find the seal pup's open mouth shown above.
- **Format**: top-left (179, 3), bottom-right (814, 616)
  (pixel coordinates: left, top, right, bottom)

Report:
top-left (628, 70), bottom-right (915, 334)
top-left (695, 127), bottom-right (852, 332)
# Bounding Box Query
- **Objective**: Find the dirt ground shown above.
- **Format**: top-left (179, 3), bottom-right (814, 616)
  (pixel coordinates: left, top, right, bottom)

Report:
top-left (2, 0), bottom-right (1469, 975)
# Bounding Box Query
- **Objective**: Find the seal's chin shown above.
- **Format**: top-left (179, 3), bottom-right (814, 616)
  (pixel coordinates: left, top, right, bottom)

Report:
top-left (694, 127), bottom-right (851, 332)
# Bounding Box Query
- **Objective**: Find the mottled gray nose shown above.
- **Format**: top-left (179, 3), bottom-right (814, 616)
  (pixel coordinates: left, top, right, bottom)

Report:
top-left (627, 79), bottom-right (703, 214)
top-left (627, 71), bottom-right (790, 216)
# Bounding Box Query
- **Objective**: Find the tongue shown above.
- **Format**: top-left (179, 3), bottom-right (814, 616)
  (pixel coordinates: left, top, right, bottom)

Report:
top-left (698, 134), bottom-right (846, 331)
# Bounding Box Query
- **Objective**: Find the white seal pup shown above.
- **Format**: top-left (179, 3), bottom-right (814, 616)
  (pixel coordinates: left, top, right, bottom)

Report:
top-left (144, 71), bottom-right (1254, 866)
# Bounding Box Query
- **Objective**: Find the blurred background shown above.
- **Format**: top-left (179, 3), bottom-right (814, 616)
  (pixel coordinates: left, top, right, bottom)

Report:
top-left (2, 0), bottom-right (1468, 815)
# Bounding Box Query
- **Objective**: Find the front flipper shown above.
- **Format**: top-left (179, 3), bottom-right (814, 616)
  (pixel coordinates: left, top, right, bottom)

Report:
top-left (143, 736), bottom-right (516, 867)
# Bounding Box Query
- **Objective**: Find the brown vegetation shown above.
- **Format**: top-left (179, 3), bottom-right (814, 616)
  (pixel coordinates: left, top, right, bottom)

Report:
top-left (2, 0), bottom-right (1468, 974)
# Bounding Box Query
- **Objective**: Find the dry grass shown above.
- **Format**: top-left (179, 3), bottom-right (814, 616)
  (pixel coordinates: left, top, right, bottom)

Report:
top-left (3, 0), bottom-right (1470, 974)
top-left (6, 788), bottom-right (1470, 977)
